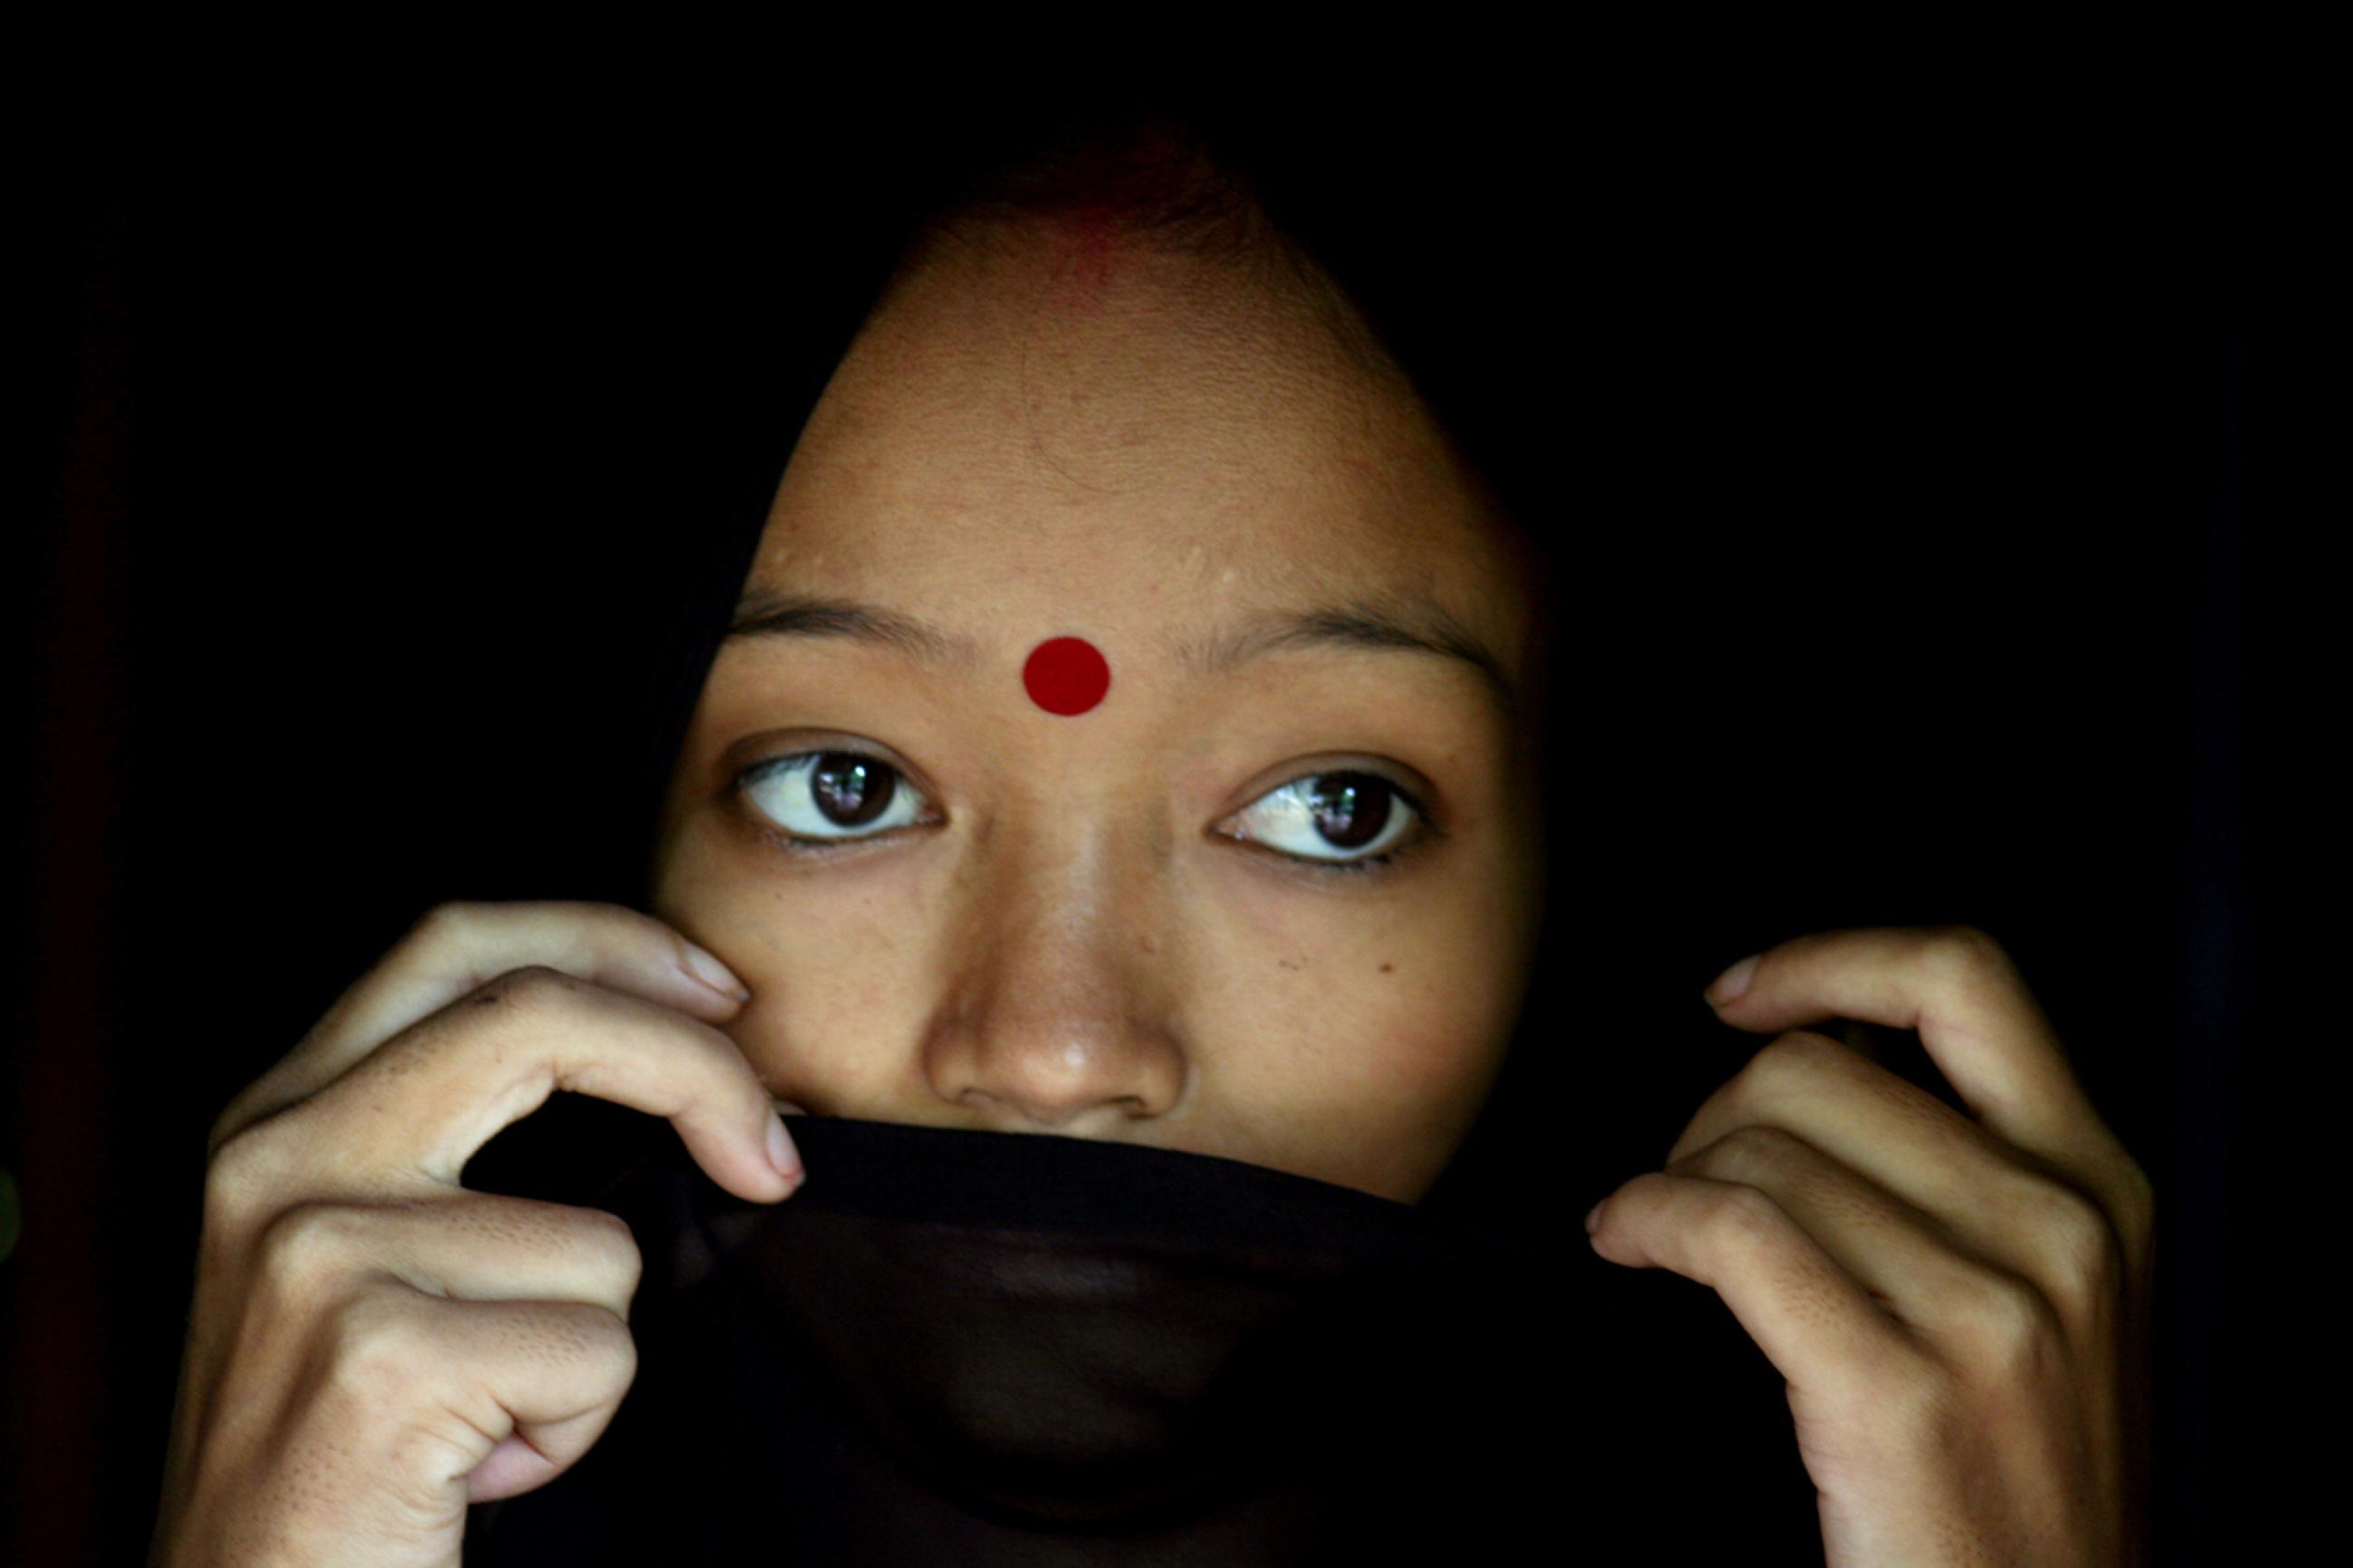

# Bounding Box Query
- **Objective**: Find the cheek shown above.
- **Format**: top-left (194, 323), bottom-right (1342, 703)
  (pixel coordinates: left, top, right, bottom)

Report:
top-left (1219, 961), bottom-right (1504, 1110)
top-left (653, 830), bottom-right (933, 1102)
top-left (1205, 961), bottom-right (1501, 1200)
top-left (1193, 881), bottom-right (1522, 1164)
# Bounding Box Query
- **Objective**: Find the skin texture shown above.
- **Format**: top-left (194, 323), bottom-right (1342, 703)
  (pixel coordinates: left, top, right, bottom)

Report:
top-left (1595, 927), bottom-right (2157, 1565)
top-left (154, 902), bottom-right (800, 1564)
top-left (648, 216), bottom-right (1551, 1202)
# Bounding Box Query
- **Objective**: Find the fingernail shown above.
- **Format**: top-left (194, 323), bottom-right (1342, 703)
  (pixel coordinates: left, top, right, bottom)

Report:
top-left (681, 941), bottom-right (752, 1002)
top-left (766, 1112), bottom-right (804, 1185)
top-left (1704, 954), bottom-right (1758, 1007)
top-left (1584, 1200), bottom-right (1605, 1234)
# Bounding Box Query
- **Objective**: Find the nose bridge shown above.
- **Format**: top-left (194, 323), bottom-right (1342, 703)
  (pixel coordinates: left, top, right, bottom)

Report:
top-left (926, 797), bottom-right (1187, 1129)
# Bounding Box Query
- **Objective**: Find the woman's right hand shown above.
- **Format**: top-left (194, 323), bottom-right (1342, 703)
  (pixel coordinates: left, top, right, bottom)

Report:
top-left (149, 900), bottom-right (804, 1568)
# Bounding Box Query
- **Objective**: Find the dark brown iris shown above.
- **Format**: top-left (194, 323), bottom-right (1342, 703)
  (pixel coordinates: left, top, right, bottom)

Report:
top-left (1307, 773), bottom-right (1393, 850)
top-left (812, 753), bottom-right (896, 828)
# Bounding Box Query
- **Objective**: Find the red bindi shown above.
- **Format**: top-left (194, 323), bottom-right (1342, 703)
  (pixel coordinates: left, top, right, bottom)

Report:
top-left (1022, 636), bottom-right (1111, 716)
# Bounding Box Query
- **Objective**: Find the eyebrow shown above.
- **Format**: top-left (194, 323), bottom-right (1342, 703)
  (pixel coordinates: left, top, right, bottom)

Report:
top-left (1174, 599), bottom-right (1519, 717)
top-left (726, 588), bottom-right (1517, 714)
top-left (726, 590), bottom-right (985, 665)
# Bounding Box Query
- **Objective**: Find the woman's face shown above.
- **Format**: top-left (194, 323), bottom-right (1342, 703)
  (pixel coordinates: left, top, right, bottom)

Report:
top-left (650, 220), bottom-right (1547, 1202)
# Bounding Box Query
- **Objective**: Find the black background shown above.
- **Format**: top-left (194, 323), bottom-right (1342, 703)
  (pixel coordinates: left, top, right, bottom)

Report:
top-left (10, 48), bottom-right (2281, 1564)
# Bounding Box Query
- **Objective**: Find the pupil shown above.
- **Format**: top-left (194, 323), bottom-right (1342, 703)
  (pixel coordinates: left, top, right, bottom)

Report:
top-left (813, 753), bottom-right (895, 827)
top-left (1309, 773), bottom-right (1391, 850)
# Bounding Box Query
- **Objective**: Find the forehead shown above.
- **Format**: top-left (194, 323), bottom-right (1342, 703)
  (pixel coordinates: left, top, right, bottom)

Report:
top-left (747, 223), bottom-right (1529, 658)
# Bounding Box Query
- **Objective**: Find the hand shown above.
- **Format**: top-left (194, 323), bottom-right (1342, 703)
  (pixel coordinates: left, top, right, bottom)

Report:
top-left (1584, 926), bottom-right (2156, 1566)
top-left (151, 901), bottom-right (804, 1568)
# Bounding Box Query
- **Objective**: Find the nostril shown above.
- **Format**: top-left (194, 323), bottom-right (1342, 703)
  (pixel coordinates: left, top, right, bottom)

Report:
top-left (955, 1086), bottom-right (1157, 1132)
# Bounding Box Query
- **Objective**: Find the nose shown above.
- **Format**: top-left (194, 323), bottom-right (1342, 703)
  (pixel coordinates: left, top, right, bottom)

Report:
top-left (922, 824), bottom-right (1189, 1135)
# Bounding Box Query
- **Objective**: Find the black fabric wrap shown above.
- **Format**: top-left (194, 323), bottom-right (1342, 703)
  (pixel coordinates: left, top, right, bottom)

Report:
top-left (461, 1117), bottom-right (1543, 1563)
top-left (460, 1115), bottom-right (1820, 1564)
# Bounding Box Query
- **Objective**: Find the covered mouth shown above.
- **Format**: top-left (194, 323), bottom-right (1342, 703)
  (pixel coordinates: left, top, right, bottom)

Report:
top-left (638, 1116), bottom-right (1488, 1526)
top-left (967, 1231), bottom-right (1164, 1303)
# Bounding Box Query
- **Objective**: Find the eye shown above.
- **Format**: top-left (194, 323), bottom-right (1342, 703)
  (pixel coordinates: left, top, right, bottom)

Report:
top-left (738, 750), bottom-right (933, 845)
top-left (1223, 769), bottom-right (1427, 872)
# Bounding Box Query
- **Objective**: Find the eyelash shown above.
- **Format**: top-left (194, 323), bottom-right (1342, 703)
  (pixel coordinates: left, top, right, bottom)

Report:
top-left (731, 750), bottom-right (1433, 879)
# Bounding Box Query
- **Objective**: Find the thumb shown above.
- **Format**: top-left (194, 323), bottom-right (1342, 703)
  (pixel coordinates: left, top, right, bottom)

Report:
top-left (465, 1406), bottom-right (615, 1505)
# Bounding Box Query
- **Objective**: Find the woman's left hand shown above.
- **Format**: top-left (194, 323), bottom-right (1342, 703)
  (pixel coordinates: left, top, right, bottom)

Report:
top-left (1586, 926), bottom-right (2156, 1566)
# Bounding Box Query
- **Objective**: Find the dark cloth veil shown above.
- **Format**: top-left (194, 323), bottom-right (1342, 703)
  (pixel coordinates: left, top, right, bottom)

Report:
top-left (446, 93), bottom-right (1824, 1564)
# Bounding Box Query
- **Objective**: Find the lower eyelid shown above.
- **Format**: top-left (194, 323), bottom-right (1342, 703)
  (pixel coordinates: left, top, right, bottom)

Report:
top-left (1311, 853), bottom-right (1397, 878)
top-left (749, 819), bottom-right (929, 859)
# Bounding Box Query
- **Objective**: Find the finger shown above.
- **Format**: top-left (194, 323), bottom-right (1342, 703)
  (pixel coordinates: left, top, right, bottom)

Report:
top-left (467, 1411), bottom-right (619, 1505)
top-left (1701, 926), bottom-right (2138, 1203)
top-left (215, 900), bottom-right (752, 1152)
top-left (445, 1297), bottom-right (635, 1503)
top-left (281, 965), bottom-right (798, 1204)
top-left (1662, 1030), bottom-right (2137, 1301)
top-left (322, 1290), bottom-right (636, 1510)
top-left (1660, 1125), bottom-right (2051, 1350)
top-left (257, 1193), bottom-right (644, 1322)
top-left (1586, 1169), bottom-right (1930, 1411)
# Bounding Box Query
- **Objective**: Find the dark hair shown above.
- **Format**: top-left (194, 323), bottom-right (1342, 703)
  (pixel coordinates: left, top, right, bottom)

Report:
top-left (896, 106), bottom-right (1281, 269)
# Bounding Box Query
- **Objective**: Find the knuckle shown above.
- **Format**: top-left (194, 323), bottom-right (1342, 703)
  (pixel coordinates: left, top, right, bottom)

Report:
top-left (476, 963), bottom-right (584, 1014)
top-left (589, 1306), bottom-right (640, 1378)
top-left (255, 1201), bottom-right (366, 1287)
top-left (580, 1314), bottom-right (642, 1399)
top-left (1924, 923), bottom-right (2011, 984)
top-left (534, 1301), bottom-right (639, 1386)
top-left (1955, 1268), bottom-right (2065, 1383)
top-left (404, 898), bottom-right (489, 959)
top-left (1706, 1181), bottom-right (1789, 1250)
top-left (1746, 1030), bottom-right (1842, 1089)
top-left (322, 1289), bottom-right (427, 1399)
top-left (574, 1207), bottom-right (644, 1297)
top-left (1705, 1124), bottom-right (1810, 1181)
top-left (202, 1118), bottom-right (290, 1231)
top-left (2026, 1178), bottom-right (2127, 1306)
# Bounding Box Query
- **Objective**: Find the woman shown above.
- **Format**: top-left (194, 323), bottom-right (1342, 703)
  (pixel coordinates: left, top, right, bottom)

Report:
top-left (149, 100), bottom-right (2155, 1564)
